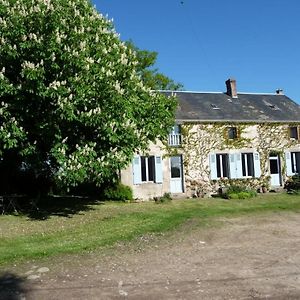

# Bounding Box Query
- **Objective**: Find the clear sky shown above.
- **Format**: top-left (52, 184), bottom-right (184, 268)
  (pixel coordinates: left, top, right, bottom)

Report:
top-left (94, 0), bottom-right (300, 103)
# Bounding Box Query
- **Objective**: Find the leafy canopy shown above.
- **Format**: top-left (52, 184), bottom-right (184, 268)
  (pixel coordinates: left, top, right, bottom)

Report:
top-left (0, 0), bottom-right (177, 188)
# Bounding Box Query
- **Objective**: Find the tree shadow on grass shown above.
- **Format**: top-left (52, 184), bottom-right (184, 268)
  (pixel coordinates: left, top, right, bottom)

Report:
top-left (0, 272), bottom-right (29, 300)
top-left (26, 195), bottom-right (106, 220)
top-left (3, 195), bottom-right (105, 221)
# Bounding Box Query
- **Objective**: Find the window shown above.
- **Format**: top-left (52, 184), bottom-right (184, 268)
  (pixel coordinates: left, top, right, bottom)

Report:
top-left (216, 154), bottom-right (229, 178)
top-left (291, 152), bottom-right (300, 174)
top-left (168, 125), bottom-right (182, 146)
top-left (228, 127), bottom-right (238, 139)
top-left (210, 151), bottom-right (261, 180)
top-left (211, 104), bottom-right (220, 110)
top-left (241, 153), bottom-right (254, 177)
top-left (141, 156), bottom-right (155, 182)
top-left (133, 156), bottom-right (163, 184)
top-left (289, 126), bottom-right (299, 140)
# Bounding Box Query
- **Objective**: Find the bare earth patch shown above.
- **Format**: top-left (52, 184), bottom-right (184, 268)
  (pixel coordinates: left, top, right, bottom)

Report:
top-left (2, 211), bottom-right (300, 299)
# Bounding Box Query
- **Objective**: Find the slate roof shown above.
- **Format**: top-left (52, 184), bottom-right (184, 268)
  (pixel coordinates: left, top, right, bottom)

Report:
top-left (162, 91), bottom-right (300, 123)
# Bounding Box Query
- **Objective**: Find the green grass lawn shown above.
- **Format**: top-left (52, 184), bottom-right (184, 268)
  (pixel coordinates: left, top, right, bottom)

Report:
top-left (0, 193), bottom-right (300, 266)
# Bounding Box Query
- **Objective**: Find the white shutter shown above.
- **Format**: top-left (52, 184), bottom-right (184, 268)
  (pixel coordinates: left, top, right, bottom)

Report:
top-left (132, 156), bottom-right (142, 184)
top-left (210, 154), bottom-right (218, 180)
top-left (229, 154), bottom-right (237, 179)
top-left (285, 152), bottom-right (293, 176)
top-left (236, 153), bottom-right (243, 178)
top-left (155, 156), bottom-right (163, 183)
top-left (254, 152), bottom-right (261, 178)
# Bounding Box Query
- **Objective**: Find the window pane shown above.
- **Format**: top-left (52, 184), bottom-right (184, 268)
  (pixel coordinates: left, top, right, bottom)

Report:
top-left (222, 154), bottom-right (229, 177)
top-left (292, 152), bottom-right (300, 173)
top-left (141, 156), bottom-right (147, 182)
top-left (216, 154), bottom-right (221, 178)
top-left (148, 156), bottom-right (155, 181)
top-left (290, 127), bottom-right (298, 139)
top-left (247, 153), bottom-right (254, 177)
top-left (242, 154), bottom-right (246, 176)
top-left (270, 159), bottom-right (279, 174)
top-left (228, 127), bottom-right (237, 139)
top-left (171, 156), bottom-right (181, 178)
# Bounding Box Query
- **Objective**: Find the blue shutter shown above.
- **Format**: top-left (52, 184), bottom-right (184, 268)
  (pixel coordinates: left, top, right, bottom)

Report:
top-left (285, 152), bottom-right (293, 176)
top-left (254, 152), bottom-right (261, 178)
top-left (155, 156), bottom-right (163, 183)
top-left (210, 154), bottom-right (218, 180)
top-left (132, 156), bottom-right (141, 184)
top-left (229, 154), bottom-right (237, 179)
top-left (236, 153), bottom-right (243, 178)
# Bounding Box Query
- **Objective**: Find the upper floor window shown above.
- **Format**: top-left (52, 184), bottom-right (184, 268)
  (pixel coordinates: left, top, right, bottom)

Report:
top-left (228, 127), bottom-right (238, 140)
top-left (289, 126), bottom-right (299, 140)
top-left (168, 125), bottom-right (182, 146)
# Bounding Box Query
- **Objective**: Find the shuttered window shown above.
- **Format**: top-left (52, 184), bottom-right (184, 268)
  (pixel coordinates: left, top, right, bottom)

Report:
top-left (133, 156), bottom-right (163, 184)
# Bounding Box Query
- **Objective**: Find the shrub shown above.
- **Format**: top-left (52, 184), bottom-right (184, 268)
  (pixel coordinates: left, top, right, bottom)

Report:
top-left (224, 185), bottom-right (257, 200)
top-left (284, 174), bottom-right (300, 194)
top-left (103, 183), bottom-right (133, 201)
top-left (154, 193), bottom-right (172, 204)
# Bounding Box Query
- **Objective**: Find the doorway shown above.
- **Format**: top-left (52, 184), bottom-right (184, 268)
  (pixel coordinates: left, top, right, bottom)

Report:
top-left (269, 155), bottom-right (281, 186)
top-left (170, 156), bottom-right (183, 193)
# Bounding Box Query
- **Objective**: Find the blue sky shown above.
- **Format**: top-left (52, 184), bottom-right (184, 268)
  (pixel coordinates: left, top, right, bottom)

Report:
top-left (95, 0), bottom-right (300, 103)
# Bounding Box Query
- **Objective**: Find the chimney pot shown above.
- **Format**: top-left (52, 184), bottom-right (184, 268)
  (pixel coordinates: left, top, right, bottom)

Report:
top-left (276, 89), bottom-right (284, 95)
top-left (226, 78), bottom-right (238, 98)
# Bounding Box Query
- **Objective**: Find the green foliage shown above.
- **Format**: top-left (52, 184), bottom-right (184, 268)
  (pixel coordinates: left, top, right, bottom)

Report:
top-left (285, 175), bottom-right (300, 194)
top-left (154, 192), bottom-right (172, 204)
top-left (224, 185), bottom-right (257, 199)
top-left (125, 41), bottom-right (183, 91)
top-left (103, 183), bottom-right (133, 201)
top-left (0, 0), bottom-right (178, 191)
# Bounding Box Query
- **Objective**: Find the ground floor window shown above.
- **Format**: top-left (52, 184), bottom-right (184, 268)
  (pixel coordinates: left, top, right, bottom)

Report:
top-left (242, 153), bottom-right (254, 177)
top-left (141, 156), bottom-right (155, 182)
top-left (133, 155), bottom-right (163, 184)
top-left (291, 152), bottom-right (300, 174)
top-left (210, 151), bottom-right (260, 180)
top-left (216, 154), bottom-right (229, 178)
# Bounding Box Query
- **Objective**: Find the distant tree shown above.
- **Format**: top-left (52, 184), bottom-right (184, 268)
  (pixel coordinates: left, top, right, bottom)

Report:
top-left (0, 0), bottom-right (178, 191)
top-left (126, 41), bottom-right (183, 91)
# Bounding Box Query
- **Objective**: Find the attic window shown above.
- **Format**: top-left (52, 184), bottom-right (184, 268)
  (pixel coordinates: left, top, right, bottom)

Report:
top-left (267, 104), bottom-right (280, 110)
top-left (211, 104), bottom-right (220, 110)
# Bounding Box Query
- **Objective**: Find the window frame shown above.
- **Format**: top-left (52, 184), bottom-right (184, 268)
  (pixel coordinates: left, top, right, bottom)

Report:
top-left (291, 152), bottom-right (300, 174)
top-left (140, 156), bottom-right (155, 182)
top-left (227, 127), bottom-right (238, 140)
top-left (289, 126), bottom-right (299, 140)
top-left (216, 153), bottom-right (230, 178)
top-left (241, 152), bottom-right (255, 177)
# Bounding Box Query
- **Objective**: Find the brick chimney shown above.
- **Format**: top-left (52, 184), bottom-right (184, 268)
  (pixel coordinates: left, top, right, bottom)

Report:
top-left (226, 78), bottom-right (238, 98)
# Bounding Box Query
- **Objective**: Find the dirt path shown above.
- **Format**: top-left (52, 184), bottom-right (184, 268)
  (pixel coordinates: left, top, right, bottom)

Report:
top-left (2, 211), bottom-right (300, 299)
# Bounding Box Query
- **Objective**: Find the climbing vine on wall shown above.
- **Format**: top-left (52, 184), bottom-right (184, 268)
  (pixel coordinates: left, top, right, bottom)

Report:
top-left (164, 122), bottom-right (300, 196)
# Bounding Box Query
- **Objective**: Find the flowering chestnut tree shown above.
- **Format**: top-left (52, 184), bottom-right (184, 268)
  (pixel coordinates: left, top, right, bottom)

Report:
top-left (0, 0), bottom-right (177, 188)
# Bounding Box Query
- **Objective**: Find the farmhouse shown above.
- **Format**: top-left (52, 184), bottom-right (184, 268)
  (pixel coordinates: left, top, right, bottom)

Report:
top-left (121, 79), bottom-right (300, 199)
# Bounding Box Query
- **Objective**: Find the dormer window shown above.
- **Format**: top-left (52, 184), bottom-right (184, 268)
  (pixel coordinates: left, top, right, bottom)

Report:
top-left (228, 127), bottom-right (238, 140)
top-left (268, 104), bottom-right (280, 110)
top-left (211, 104), bottom-right (220, 110)
top-left (289, 126), bottom-right (299, 140)
top-left (168, 125), bottom-right (182, 146)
